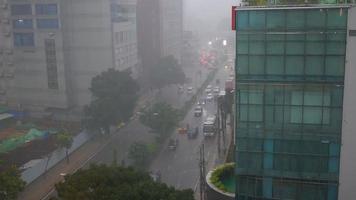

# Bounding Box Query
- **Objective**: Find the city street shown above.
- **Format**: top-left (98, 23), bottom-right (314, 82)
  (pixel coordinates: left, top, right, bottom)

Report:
top-left (149, 68), bottom-right (230, 192)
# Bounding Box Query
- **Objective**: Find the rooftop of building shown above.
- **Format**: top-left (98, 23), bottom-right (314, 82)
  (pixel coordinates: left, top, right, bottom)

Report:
top-left (235, 3), bottom-right (355, 10)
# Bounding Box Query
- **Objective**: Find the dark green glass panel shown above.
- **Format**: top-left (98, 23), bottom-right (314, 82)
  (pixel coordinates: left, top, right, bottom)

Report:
top-left (327, 9), bottom-right (348, 29)
top-left (266, 56), bottom-right (284, 75)
top-left (237, 41), bottom-right (248, 54)
top-left (237, 11), bottom-right (249, 30)
top-left (286, 42), bottom-right (304, 55)
top-left (306, 9), bottom-right (326, 29)
top-left (249, 42), bottom-right (265, 55)
top-left (267, 41), bottom-right (284, 55)
top-left (237, 55), bottom-right (248, 74)
top-left (325, 56), bottom-right (344, 76)
top-left (306, 42), bottom-right (325, 55)
top-left (249, 11), bottom-right (266, 29)
top-left (249, 56), bottom-right (265, 74)
top-left (267, 10), bottom-right (285, 30)
top-left (326, 42), bottom-right (346, 55)
top-left (286, 56), bottom-right (304, 75)
top-left (286, 10), bottom-right (305, 29)
top-left (305, 56), bottom-right (323, 75)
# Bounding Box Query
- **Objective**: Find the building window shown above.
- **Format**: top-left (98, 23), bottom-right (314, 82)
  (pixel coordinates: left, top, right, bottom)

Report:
top-left (45, 39), bottom-right (59, 89)
top-left (35, 4), bottom-right (58, 15)
top-left (13, 19), bottom-right (33, 29)
top-left (11, 4), bottom-right (32, 15)
top-left (37, 19), bottom-right (59, 29)
top-left (13, 33), bottom-right (34, 47)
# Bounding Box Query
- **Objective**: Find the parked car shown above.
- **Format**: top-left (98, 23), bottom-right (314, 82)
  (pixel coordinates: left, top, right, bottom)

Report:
top-left (168, 139), bottom-right (178, 150)
top-left (213, 86), bottom-right (220, 94)
top-left (206, 93), bottom-right (214, 102)
top-left (205, 88), bottom-right (212, 93)
top-left (187, 127), bottom-right (199, 139)
top-left (194, 106), bottom-right (203, 117)
top-left (187, 86), bottom-right (193, 94)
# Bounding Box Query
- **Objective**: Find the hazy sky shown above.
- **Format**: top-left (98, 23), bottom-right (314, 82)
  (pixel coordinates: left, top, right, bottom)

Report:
top-left (184, 0), bottom-right (238, 31)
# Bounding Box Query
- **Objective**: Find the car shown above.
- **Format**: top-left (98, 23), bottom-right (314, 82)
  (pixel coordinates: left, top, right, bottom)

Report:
top-left (197, 98), bottom-right (206, 105)
top-left (205, 88), bottom-right (212, 93)
top-left (168, 139), bottom-right (178, 150)
top-left (206, 93), bottom-right (214, 102)
top-left (194, 106), bottom-right (203, 117)
top-left (213, 86), bottom-right (220, 94)
top-left (207, 85), bottom-right (212, 89)
top-left (178, 85), bottom-right (184, 93)
top-left (187, 127), bottom-right (199, 139)
top-left (187, 87), bottom-right (193, 94)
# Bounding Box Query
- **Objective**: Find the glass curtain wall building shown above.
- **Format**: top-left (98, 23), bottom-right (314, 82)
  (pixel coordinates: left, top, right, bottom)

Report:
top-left (234, 6), bottom-right (349, 199)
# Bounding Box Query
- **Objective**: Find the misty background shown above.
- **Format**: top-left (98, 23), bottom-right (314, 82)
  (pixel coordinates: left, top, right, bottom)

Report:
top-left (184, 0), bottom-right (238, 33)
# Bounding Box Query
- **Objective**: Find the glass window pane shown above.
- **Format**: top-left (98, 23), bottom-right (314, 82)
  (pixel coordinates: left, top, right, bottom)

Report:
top-left (249, 11), bottom-right (266, 29)
top-left (11, 4), bottom-right (32, 15)
top-left (237, 55), bottom-right (248, 74)
top-left (249, 42), bottom-right (265, 55)
top-left (249, 91), bottom-right (263, 104)
top-left (304, 107), bottom-right (322, 124)
top-left (35, 4), bottom-right (58, 15)
top-left (305, 56), bottom-right (323, 75)
top-left (240, 105), bottom-right (248, 121)
top-left (286, 10), bottom-right (305, 29)
top-left (290, 107), bottom-right (302, 123)
top-left (249, 56), bottom-right (264, 75)
top-left (325, 56), bottom-right (344, 76)
top-left (286, 42), bottom-right (304, 55)
top-left (13, 19), bottom-right (33, 29)
top-left (267, 10), bottom-right (285, 29)
top-left (240, 90), bottom-right (249, 104)
top-left (237, 42), bottom-right (248, 54)
top-left (306, 10), bottom-right (326, 29)
top-left (13, 33), bottom-right (34, 47)
top-left (323, 108), bottom-right (330, 125)
top-left (266, 56), bottom-right (284, 75)
top-left (249, 105), bottom-right (263, 122)
top-left (267, 42), bottom-right (284, 55)
top-left (237, 56), bottom-right (247, 75)
top-left (291, 91), bottom-right (303, 105)
top-left (237, 11), bottom-right (249, 30)
top-left (286, 56), bottom-right (303, 75)
top-left (304, 91), bottom-right (323, 106)
top-left (36, 19), bottom-right (59, 29)
top-left (326, 42), bottom-right (345, 55)
top-left (306, 42), bottom-right (325, 55)
top-left (327, 9), bottom-right (347, 29)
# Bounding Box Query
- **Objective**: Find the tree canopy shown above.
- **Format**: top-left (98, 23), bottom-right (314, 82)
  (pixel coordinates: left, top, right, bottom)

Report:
top-left (139, 102), bottom-right (180, 138)
top-left (84, 68), bottom-right (140, 131)
top-left (0, 165), bottom-right (26, 200)
top-left (149, 56), bottom-right (186, 89)
top-left (55, 164), bottom-right (194, 200)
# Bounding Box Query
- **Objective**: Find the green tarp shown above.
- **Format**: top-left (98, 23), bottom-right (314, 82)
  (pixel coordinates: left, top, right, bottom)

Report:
top-left (0, 129), bottom-right (47, 153)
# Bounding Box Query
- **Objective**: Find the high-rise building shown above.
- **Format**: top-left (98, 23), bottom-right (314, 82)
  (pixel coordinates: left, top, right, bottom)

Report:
top-left (137, 0), bottom-right (183, 79)
top-left (0, 0), bottom-right (138, 117)
top-left (233, 5), bottom-right (356, 199)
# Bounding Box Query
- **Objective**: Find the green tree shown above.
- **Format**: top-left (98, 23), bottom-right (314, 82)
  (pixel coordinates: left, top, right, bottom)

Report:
top-left (55, 164), bottom-right (194, 200)
top-left (0, 165), bottom-right (26, 200)
top-left (84, 68), bottom-right (139, 132)
top-left (128, 142), bottom-right (150, 168)
top-left (56, 131), bottom-right (73, 164)
top-left (149, 56), bottom-right (186, 90)
top-left (139, 102), bottom-right (180, 139)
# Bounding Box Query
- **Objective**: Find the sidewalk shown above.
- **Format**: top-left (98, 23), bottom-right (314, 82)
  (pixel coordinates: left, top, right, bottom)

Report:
top-left (17, 136), bottom-right (110, 200)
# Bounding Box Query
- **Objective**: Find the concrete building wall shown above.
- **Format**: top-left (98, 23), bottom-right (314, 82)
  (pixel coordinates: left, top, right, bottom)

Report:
top-left (3, 0), bottom-right (70, 112)
top-left (61, 0), bottom-right (114, 108)
top-left (339, 6), bottom-right (356, 200)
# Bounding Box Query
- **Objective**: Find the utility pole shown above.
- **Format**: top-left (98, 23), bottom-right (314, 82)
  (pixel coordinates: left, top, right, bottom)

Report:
top-left (216, 97), bottom-right (221, 155)
top-left (199, 144), bottom-right (206, 200)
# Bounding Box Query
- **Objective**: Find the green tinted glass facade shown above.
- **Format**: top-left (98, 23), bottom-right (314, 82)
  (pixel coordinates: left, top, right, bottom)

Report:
top-left (235, 7), bottom-right (348, 200)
